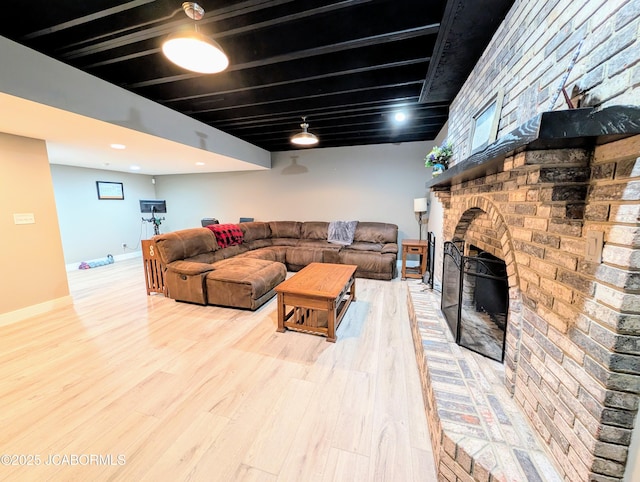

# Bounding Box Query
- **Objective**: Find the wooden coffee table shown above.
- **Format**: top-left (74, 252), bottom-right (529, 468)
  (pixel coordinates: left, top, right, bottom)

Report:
top-left (275, 262), bottom-right (357, 342)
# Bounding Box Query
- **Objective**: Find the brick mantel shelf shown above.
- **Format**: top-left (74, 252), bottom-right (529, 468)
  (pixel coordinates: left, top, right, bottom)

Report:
top-left (426, 105), bottom-right (640, 190)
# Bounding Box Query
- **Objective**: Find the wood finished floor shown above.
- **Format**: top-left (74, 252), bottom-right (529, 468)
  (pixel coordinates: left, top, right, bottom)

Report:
top-left (0, 258), bottom-right (436, 481)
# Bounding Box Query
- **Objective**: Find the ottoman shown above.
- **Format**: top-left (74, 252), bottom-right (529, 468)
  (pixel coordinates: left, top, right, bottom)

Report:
top-left (205, 257), bottom-right (286, 310)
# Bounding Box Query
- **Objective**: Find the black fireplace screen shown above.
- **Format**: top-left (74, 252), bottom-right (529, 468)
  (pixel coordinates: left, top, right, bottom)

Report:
top-left (424, 231), bottom-right (436, 289)
top-left (442, 240), bottom-right (463, 341)
top-left (441, 241), bottom-right (509, 362)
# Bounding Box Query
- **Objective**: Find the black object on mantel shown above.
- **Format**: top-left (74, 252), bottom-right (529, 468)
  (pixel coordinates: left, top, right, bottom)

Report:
top-left (427, 105), bottom-right (640, 189)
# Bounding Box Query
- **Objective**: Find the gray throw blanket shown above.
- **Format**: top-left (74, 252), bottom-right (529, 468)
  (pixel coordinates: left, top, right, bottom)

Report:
top-left (328, 220), bottom-right (358, 245)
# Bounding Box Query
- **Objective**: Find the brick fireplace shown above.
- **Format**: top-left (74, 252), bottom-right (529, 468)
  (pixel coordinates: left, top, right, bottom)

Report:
top-left (408, 1), bottom-right (640, 477)
top-left (422, 106), bottom-right (640, 480)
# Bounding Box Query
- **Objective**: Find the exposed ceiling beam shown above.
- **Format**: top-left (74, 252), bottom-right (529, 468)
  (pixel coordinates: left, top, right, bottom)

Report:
top-left (24, 0), bottom-right (158, 39)
top-left (62, 0), bottom-right (371, 60)
top-left (210, 98), bottom-right (446, 127)
top-left (128, 24), bottom-right (439, 89)
top-left (188, 81), bottom-right (424, 115)
top-left (162, 57), bottom-right (430, 104)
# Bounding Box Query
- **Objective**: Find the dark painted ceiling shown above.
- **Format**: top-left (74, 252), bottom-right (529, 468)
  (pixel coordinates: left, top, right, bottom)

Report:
top-left (0, 0), bottom-right (514, 152)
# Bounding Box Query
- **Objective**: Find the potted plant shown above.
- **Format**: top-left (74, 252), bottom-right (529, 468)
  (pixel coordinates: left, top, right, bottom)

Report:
top-left (424, 141), bottom-right (453, 176)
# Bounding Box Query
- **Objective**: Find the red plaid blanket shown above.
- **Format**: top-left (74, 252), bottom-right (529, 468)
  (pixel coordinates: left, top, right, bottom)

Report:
top-left (207, 223), bottom-right (244, 248)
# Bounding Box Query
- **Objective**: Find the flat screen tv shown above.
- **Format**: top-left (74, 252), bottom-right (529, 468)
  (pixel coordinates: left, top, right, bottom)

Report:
top-left (139, 199), bottom-right (167, 213)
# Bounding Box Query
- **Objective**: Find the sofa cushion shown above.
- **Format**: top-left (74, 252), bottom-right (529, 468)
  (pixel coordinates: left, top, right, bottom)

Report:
top-left (237, 246), bottom-right (288, 264)
top-left (243, 239), bottom-right (272, 251)
top-left (296, 239), bottom-right (342, 249)
top-left (381, 243), bottom-right (398, 255)
top-left (217, 244), bottom-right (250, 259)
top-left (353, 222), bottom-right (398, 244)
top-left (269, 221), bottom-right (302, 239)
top-left (206, 258), bottom-right (286, 309)
top-left (165, 260), bottom-right (215, 276)
top-left (301, 221), bottom-right (329, 240)
top-left (339, 250), bottom-right (396, 278)
top-left (154, 228), bottom-right (218, 264)
top-left (240, 222), bottom-right (271, 242)
top-left (343, 241), bottom-right (383, 252)
top-left (182, 252), bottom-right (221, 264)
top-left (271, 238), bottom-right (300, 246)
top-left (207, 223), bottom-right (244, 248)
top-left (286, 247), bottom-right (328, 269)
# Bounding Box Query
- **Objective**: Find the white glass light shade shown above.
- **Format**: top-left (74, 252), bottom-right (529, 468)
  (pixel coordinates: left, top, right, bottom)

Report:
top-left (291, 131), bottom-right (319, 146)
top-left (291, 121), bottom-right (318, 146)
top-left (414, 197), bottom-right (427, 212)
top-left (162, 30), bottom-right (229, 74)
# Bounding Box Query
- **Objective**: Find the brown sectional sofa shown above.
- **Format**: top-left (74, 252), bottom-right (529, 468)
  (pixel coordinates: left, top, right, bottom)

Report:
top-left (153, 220), bottom-right (398, 310)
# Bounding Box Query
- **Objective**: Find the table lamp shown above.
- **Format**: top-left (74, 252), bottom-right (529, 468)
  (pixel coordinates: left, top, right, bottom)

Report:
top-left (414, 197), bottom-right (428, 240)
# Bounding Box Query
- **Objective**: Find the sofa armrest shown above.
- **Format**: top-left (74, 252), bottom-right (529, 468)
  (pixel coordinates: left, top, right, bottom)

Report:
top-left (166, 260), bottom-right (215, 276)
top-left (381, 243), bottom-right (398, 255)
top-left (164, 261), bottom-right (212, 305)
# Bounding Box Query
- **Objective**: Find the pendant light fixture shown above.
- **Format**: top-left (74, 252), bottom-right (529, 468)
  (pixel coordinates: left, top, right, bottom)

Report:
top-left (162, 2), bottom-right (229, 74)
top-left (290, 116), bottom-right (319, 146)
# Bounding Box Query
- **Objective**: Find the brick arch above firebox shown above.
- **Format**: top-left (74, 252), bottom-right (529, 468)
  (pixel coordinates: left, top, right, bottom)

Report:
top-left (450, 195), bottom-right (519, 290)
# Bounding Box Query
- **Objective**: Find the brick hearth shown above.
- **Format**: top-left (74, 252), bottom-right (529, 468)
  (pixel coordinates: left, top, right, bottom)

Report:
top-left (406, 280), bottom-right (562, 481)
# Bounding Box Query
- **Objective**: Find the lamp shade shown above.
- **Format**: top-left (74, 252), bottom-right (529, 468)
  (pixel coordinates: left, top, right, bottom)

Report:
top-left (162, 30), bottom-right (229, 73)
top-left (291, 131), bottom-right (319, 146)
top-left (414, 197), bottom-right (427, 212)
top-left (291, 118), bottom-right (319, 146)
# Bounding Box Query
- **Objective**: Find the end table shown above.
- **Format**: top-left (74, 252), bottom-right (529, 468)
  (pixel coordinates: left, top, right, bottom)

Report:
top-left (401, 239), bottom-right (428, 280)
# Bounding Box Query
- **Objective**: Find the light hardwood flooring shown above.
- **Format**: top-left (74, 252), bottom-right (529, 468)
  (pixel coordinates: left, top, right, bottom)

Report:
top-left (0, 258), bottom-right (437, 481)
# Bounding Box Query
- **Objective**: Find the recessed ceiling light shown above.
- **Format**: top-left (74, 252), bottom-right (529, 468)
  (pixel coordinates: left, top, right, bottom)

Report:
top-left (394, 112), bottom-right (407, 122)
top-left (129, 165), bottom-right (141, 171)
top-left (195, 162), bottom-right (205, 166)
top-left (110, 143), bottom-right (126, 149)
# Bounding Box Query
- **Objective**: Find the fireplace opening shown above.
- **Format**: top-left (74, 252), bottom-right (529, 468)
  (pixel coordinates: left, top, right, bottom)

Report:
top-left (441, 241), bottom-right (509, 362)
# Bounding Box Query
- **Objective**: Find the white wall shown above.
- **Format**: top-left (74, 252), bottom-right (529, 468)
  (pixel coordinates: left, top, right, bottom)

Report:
top-left (50, 141), bottom-right (437, 264)
top-left (0, 133), bottom-right (69, 317)
top-left (50, 165), bottom-right (157, 264)
top-left (155, 142), bottom-right (434, 245)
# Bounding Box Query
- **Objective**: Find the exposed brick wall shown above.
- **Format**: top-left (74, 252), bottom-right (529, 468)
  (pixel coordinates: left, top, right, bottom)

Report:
top-left (438, 136), bottom-right (640, 481)
top-left (446, 0), bottom-right (639, 162)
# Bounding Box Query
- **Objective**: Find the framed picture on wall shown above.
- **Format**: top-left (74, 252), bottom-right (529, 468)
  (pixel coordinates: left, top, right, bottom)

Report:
top-left (96, 181), bottom-right (124, 200)
top-left (469, 90), bottom-right (503, 154)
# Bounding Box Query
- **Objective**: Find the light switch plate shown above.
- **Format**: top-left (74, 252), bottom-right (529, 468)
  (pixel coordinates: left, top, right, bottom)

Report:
top-left (13, 213), bottom-right (35, 224)
top-left (585, 231), bottom-right (604, 263)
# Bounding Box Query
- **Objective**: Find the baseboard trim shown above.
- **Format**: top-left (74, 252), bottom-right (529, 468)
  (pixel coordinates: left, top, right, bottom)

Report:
top-left (0, 295), bottom-right (73, 327)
